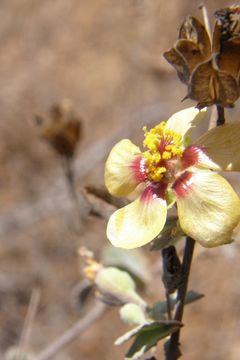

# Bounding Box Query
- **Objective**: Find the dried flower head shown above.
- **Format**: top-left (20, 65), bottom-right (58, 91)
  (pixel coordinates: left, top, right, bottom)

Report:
top-left (35, 99), bottom-right (82, 158)
top-left (164, 6), bottom-right (240, 108)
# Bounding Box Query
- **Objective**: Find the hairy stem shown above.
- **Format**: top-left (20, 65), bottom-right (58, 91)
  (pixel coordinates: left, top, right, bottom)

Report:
top-left (165, 237), bottom-right (195, 360)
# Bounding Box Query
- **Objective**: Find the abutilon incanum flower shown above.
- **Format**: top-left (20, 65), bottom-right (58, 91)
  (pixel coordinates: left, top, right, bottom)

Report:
top-left (105, 107), bottom-right (240, 249)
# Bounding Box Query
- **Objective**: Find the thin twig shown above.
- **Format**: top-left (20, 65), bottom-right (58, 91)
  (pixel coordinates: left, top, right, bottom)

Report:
top-left (61, 157), bottom-right (77, 201)
top-left (17, 288), bottom-right (41, 358)
top-left (165, 237), bottom-right (195, 360)
top-left (61, 156), bottom-right (91, 232)
top-left (34, 302), bottom-right (106, 360)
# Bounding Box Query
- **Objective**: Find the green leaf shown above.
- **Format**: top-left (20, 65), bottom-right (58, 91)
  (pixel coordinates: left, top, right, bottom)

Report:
top-left (149, 290), bottom-right (204, 320)
top-left (101, 245), bottom-right (150, 288)
top-left (184, 290), bottom-right (205, 304)
top-left (126, 321), bottom-right (182, 359)
top-left (115, 321), bottom-right (182, 359)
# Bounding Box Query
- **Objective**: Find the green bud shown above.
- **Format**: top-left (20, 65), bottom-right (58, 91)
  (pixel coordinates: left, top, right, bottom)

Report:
top-left (119, 303), bottom-right (146, 325)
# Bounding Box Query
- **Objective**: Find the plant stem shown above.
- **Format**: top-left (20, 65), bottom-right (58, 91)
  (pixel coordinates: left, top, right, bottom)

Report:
top-left (18, 288), bottom-right (40, 355)
top-left (166, 292), bottom-right (172, 320)
top-left (165, 237), bottom-right (195, 360)
top-left (216, 105), bottom-right (225, 126)
top-left (62, 156), bottom-right (77, 201)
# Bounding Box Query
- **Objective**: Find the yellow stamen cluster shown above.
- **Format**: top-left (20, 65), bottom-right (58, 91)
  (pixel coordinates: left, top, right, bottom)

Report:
top-left (143, 122), bottom-right (183, 182)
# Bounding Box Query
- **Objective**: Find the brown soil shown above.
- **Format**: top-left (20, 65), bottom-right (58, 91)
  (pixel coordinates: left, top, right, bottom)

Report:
top-left (1, 1), bottom-right (240, 359)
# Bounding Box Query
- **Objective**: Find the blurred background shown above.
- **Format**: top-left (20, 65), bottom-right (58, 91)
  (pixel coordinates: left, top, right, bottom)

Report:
top-left (0, 0), bottom-right (240, 359)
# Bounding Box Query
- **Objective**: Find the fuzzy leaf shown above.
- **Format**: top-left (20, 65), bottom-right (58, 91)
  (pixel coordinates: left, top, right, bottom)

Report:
top-left (101, 246), bottom-right (150, 287)
top-left (149, 290), bottom-right (204, 320)
top-left (115, 321), bottom-right (182, 359)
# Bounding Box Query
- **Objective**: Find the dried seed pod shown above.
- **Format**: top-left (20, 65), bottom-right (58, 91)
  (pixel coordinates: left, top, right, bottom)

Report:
top-left (162, 246), bottom-right (183, 294)
top-left (215, 5), bottom-right (240, 42)
top-left (163, 7), bottom-right (240, 108)
top-left (189, 59), bottom-right (239, 108)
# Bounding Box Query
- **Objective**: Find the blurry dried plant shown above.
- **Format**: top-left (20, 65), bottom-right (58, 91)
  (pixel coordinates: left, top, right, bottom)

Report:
top-left (164, 5), bottom-right (240, 109)
top-left (34, 99), bottom-right (90, 232)
top-left (35, 99), bottom-right (83, 200)
top-left (35, 99), bottom-right (82, 159)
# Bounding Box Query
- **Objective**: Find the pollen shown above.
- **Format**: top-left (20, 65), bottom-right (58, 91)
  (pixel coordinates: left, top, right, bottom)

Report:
top-left (143, 122), bottom-right (183, 182)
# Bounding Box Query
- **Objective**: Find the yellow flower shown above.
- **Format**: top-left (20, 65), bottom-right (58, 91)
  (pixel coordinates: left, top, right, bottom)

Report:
top-left (105, 107), bottom-right (240, 249)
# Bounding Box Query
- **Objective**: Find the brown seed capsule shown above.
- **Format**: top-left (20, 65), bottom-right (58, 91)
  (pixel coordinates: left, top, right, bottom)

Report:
top-left (162, 246), bottom-right (183, 294)
top-left (163, 6), bottom-right (240, 109)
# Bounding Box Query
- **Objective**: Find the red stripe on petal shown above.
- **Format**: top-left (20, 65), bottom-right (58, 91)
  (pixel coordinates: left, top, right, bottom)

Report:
top-left (141, 187), bottom-right (155, 203)
top-left (172, 171), bottom-right (194, 199)
top-left (181, 145), bottom-right (205, 169)
top-left (130, 155), bottom-right (147, 182)
top-left (141, 182), bottom-right (168, 203)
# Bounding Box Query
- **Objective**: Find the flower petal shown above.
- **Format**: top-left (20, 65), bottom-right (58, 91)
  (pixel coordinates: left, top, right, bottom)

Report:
top-left (176, 171), bottom-right (240, 247)
top-left (165, 107), bottom-right (207, 139)
top-left (181, 145), bottom-right (220, 171)
top-left (107, 189), bottom-right (167, 249)
top-left (105, 139), bottom-right (144, 196)
top-left (195, 122), bottom-right (240, 171)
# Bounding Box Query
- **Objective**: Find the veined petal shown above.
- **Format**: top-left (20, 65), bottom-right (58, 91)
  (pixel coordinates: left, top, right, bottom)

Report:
top-left (107, 189), bottom-right (167, 249)
top-left (175, 171), bottom-right (240, 247)
top-left (181, 145), bottom-right (220, 170)
top-left (165, 107), bottom-right (207, 139)
top-left (195, 122), bottom-right (240, 171)
top-left (105, 139), bottom-right (144, 197)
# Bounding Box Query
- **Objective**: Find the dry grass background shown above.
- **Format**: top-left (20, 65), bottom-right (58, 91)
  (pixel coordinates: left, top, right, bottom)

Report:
top-left (0, 0), bottom-right (240, 359)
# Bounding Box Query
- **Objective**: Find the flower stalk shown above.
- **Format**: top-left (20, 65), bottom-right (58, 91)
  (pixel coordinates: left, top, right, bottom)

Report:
top-left (164, 237), bottom-right (195, 359)
top-left (165, 103), bottom-right (226, 359)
